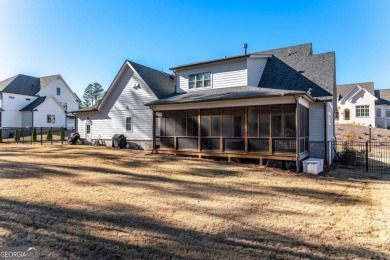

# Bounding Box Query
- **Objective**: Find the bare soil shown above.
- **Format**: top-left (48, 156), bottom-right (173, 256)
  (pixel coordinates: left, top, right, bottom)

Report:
top-left (0, 144), bottom-right (389, 259)
top-left (336, 123), bottom-right (390, 141)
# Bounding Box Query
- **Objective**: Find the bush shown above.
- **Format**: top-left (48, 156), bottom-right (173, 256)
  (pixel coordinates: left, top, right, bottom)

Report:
top-left (46, 128), bottom-right (52, 141)
top-left (14, 128), bottom-right (20, 141)
top-left (0, 129), bottom-right (2, 142)
top-left (346, 132), bottom-right (358, 142)
top-left (60, 127), bottom-right (65, 142)
top-left (32, 127), bottom-right (37, 142)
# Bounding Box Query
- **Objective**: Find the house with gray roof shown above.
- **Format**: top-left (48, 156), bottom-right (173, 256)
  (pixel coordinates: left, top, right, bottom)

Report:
top-left (146, 43), bottom-right (336, 167)
top-left (374, 88), bottom-right (390, 128)
top-left (0, 74), bottom-right (80, 129)
top-left (335, 82), bottom-right (377, 127)
top-left (72, 60), bottom-right (175, 148)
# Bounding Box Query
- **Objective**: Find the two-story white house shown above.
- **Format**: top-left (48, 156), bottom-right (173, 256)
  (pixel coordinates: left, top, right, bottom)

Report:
top-left (0, 74), bottom-right (80, 130)
top-left (146, 43), bottom-right (336, 167)
top-left (336, 82), bottom-right (377, 127)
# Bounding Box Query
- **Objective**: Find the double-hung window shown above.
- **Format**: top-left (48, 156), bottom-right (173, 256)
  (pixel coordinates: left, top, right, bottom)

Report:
top-left (47, 115), bottom-right (56, 123)
top-left (356, 105), bottom-right (369, 117)
top-left (188, 72), bottom-right (211, 89)
top-left (126, 117), bottom-right (132, 131)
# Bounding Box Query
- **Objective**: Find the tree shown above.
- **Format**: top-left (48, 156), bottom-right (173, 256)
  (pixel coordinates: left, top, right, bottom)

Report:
top-left (46, 128), bottom-right (52, 141)
top-left (14, 128), bottom-right (20, 141)
top-left (32, 127), bottom-right (37, 142)
top-left (0, 129), bottom-right (2, 143)
top-left (60, 127), bottom-right (65, 142)
top-left (82, 82), bottom-right (104, 107)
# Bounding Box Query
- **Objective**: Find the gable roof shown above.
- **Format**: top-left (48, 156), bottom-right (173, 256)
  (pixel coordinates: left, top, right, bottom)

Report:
top-left (0, 74), bottom-right (79, 102)
top-left (256, 43), bottom-right (335, 99)
top-left (0, 74), bottom-right (41, 96)
top-left (127, 61), bottom-right (175, 99)
top-left (20, 96), bottom-right (66, 112)
top-left (337, 82), bottom-right (375, 101)
top-left (73, 60), bottom-right (175, 113)
top-left (146, 85), bottom-right (311, 106)
top-left (375, 89), bottom-right (390, 105)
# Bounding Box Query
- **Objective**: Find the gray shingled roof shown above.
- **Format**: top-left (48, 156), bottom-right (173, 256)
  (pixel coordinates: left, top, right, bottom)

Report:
top-left (375, 89), bottom-right (390, 105)
top-left (0, 74), bottom-right (41, 96)
top-left (146, 85), bottom-right (308, 106)
top-left (128, 60), bottom-right (175, 99)
top-left (337, 82), bottom-right (375, 101)
top-left (256, 43), bottom-right (335, 99)
top-left (20, 96), bottom-right (47, 111)
top-left (40, 75), bottom-right (60, 89)
top-left (147, 43), bottom-right (335, 106)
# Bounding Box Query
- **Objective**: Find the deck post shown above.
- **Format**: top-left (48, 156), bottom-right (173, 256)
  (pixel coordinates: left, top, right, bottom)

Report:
top-left (244, 106), bottom-right (248, 153)
top-left (296, 102), bottom-right (300, 173)
top-left (152, 110), bottom-right (156, 153)
top-left (198, 109), bottom-right (201, 152)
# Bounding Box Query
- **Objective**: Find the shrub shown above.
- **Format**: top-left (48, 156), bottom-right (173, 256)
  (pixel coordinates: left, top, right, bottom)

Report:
top-left (14, 128), bottom-right (20, 141)
top-left (346, 132), bottom-right (358, 142)
top-left (32, 127), bottom-right (37, 142)
top-left (60, 127), bottom-right (65, 142)
top-left (0, 129), bottom-right (2, 142)
top-left (46, 128), bottom-right (52, 141)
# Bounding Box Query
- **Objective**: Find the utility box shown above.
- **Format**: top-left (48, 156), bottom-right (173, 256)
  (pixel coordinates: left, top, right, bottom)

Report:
top-left (303, 158), bottom-right (324, 175)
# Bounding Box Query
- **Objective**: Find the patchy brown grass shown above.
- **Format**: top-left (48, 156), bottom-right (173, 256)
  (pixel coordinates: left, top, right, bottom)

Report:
top-left (336, 124), bottom-right (390, 141)
top-left (0, 144), bottom-right (389, 259)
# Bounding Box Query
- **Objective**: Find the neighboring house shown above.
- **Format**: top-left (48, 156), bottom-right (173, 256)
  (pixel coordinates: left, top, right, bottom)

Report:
top-left (72, 60), bottom-right (175, 149)
top-left (374, 89), bottom-right (390, 128)
top-left (0, 74), bottom-right (80, 129)
top-left (336, 82), bottom-right (377, 127)
top-left (145, 43), bottom-right (336, 167)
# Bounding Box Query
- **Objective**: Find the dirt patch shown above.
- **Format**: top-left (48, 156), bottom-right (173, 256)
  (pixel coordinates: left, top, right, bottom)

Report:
top-left (0, 144), bottom-right (389, 259)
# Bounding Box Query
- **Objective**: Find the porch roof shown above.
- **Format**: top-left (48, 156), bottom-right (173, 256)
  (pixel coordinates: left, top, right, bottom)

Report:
top-left (145, 85), bottom-right (311, 106)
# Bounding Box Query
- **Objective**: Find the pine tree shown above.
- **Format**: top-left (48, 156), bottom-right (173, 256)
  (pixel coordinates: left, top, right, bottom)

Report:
top-left (0, 129), bottom-right (2, 143)
top-left (82, 82), bottom-right (104, 107)
top-left (60, 127), bottom-right (65, 142)
top-left (14, 128), bottom-right (20, 141)
top-left (46, 128), bottom-right (52, 141)
top-left (32, 127), bottom-right (37, 142)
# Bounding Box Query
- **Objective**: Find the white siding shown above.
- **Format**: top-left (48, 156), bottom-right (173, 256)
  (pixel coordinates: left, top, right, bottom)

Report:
top-left (37, 77), bottom-right (79, 112)
top-left (309, 102), bottom-right (325, 142)
top-left (1, 93), bottom-right (38, 127)
top-left (326, 102), bottom-right (334, 141)
top-left (32, 98), bottom-right (66, 128)
top-left (247, 57), bottom-right (267, 86)
top-left (76, 65), bottom-right (156, 143)
top-left (176, 59), bottom-right (247, 92)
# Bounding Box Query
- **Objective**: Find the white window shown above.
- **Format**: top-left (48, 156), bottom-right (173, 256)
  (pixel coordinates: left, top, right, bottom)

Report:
top-left (188, 72), bottom-right (211, 89)
top-left (57, 87), bottom-right (61, 95)
top-left (356, 105), bottom-right (369, 117)
top-left (386, 109), bottom-right (390, 118)
top-left (126, 117), bottom-right (132, 131)
top-left (86, 124), bottom-right (91, 134)
top-left (62, 102), bottom-right (68, 110)
top-left (376, 109), bottom-right (381, 118)
top-left (47, 115), bottom-right (56, 123)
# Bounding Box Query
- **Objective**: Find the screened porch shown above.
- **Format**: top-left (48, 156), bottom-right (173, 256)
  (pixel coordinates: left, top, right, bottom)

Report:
top-left (153, 104), bottom-right (309, 161)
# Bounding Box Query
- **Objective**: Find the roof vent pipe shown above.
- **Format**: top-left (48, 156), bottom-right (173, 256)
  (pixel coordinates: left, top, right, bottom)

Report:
top-left (243, 43), bottom-right (248, 55)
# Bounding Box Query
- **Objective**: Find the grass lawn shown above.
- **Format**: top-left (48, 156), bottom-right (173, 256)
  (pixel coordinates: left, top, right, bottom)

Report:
top-left (0, 144), bottom-right (389, 259)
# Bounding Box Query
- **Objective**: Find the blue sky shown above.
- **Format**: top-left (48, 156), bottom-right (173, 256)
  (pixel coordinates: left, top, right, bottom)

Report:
top-left (1, 0), bottom-right (389, 98)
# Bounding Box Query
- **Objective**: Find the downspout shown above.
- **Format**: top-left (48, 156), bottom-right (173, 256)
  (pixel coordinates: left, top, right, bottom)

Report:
top-left (294, 95), bottom-right (299, 172)
top-left (324, 102), bottom-right (327, 164)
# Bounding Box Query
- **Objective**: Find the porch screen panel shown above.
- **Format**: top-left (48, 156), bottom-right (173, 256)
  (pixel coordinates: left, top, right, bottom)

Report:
top-left (271, 106), bottom-right (282, 137)
top-left (248, 106), bottom-right (258, 137)
top-left (284, 104), bottom-right (296, 137)
top-left (259, 107), bottom-right (270, 137)
top-left (166, 111), bottom-right (175, 136)
top-left (187, 110), bottom-right (198, 136)
top-left (298, 104), bottom-right (309, 154)
top-left (233, 108), bottom-right (245, 137)
top-left (176, 111), bottom-right (187, 136)
top-left (201, 110), bottom-right (210, 136)
top-left (211, 109), bottom-right (221, 136)
top-left (222, 109), bottom-right (233, 137)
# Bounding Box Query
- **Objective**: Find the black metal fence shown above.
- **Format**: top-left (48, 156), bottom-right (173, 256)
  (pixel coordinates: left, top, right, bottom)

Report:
top-left (0, 127), bottom-right (75, 145)
top-left (332, 141), bottom-right (390, 173)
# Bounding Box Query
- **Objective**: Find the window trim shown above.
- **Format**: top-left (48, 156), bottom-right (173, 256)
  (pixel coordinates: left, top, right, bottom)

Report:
top-left (56, 87), bottom-right (61, 96)
top-left (188, 72), bottom-right (211, 90)
top-left (126, 117), bottom-right (132, 131)
top-left (47, 114), bottom-right (56, 123)
top-left (355, 105), bottom-right (370, 118)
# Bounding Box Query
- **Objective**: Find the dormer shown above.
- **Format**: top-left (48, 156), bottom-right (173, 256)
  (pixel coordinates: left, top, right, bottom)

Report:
top-left (171, 54), bottom-right (271, 93)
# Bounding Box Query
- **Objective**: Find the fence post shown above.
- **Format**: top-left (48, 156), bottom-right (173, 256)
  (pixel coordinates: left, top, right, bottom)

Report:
top-left (365, 141), bottom-right (369, 172)
top-left (41, 127), bottom-right (43, 145)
